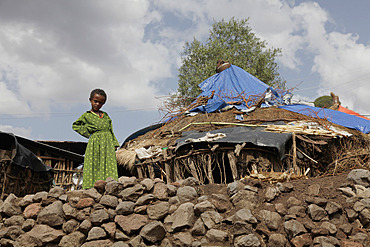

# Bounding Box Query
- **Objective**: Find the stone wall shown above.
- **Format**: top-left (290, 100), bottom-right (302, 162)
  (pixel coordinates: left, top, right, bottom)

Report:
top-left (0, 169), bottom-right (369, 246)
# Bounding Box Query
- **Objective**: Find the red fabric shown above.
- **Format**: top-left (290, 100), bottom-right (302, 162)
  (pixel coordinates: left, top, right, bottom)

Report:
top-left (338, 105), bottom-right (370, 120)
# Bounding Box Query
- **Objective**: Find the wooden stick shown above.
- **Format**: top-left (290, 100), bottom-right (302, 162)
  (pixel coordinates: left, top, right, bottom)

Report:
top-left (292, 133), bottom-right (300, 175)
top-left (188, 157), bottom-right (200, 181)
top-left (227, 151), bottom-right (238, 181)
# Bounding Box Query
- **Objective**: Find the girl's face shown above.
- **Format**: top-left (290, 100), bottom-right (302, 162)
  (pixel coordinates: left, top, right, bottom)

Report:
top-left (90, 93), bottom-right (106, 112)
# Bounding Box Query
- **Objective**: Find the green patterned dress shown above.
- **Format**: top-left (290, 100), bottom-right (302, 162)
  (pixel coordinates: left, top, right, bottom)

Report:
top-left (72, 111), bottom-right (120, 189)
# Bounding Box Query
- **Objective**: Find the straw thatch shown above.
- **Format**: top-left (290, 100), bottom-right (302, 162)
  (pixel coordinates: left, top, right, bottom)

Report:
top-left (117, 105), bottom-right (369, 184)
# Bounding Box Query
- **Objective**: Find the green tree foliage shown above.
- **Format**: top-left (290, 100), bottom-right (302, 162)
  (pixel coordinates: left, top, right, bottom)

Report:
top-left (178, 18), bottom-right (285, 100)
top-left (314, 95), bottom-right (333, 108)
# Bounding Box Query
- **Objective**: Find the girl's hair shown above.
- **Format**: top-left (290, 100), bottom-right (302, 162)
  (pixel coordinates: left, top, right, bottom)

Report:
top-left (90, 88), bottom-right (107, 100)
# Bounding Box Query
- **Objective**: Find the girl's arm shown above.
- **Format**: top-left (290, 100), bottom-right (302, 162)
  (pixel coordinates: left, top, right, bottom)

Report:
top-left (72, 114), bottom-right (91, 138)
top-left (107, 114), bottom-right (120, 147)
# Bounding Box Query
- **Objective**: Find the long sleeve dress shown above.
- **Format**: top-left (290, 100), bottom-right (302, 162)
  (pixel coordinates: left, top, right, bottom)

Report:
top-left (72, 111), bottom-right (120, 189)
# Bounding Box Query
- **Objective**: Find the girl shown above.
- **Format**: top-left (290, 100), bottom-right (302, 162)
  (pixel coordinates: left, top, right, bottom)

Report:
top-left (72, 88), bottom-right (120, 189)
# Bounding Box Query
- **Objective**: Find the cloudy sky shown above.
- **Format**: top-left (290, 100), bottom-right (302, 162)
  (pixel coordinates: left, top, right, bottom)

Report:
top-left (1, 0), bottom-right (370, 143)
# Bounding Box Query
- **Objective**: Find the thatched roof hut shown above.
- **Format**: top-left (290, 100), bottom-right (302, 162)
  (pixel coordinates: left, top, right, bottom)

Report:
top-left (117, 65), bottom-right (370, 184)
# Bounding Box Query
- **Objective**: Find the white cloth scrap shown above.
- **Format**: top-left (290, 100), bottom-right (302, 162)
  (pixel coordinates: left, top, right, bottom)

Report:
top-left (185, 132), bottom-right (226, 143)
top-left (135, 146), bottom-right (163, 160)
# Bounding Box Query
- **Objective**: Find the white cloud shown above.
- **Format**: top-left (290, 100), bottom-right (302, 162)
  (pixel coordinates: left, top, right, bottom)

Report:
top-left (1, 0), bottom-right (369, 120)
top-left (0, 125), bottom-right (32, 138)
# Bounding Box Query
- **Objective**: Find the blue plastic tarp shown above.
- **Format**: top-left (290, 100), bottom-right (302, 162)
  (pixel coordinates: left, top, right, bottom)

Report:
top-left (191, 65), bottom-right (271, 112)
top-left (279, 104), bottom-right (370, 134)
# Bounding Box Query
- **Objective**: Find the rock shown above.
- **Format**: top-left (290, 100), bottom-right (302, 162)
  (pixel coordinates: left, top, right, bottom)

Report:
top-left (94, 180), bottom-right (107, 194)
top-left (235, 234), bottom-right (261, 247)
top-left (338, 187), bottom-right (356, 197)
top-left (232, 208), bottom-right (258, 224)
top-left (227, 181), bottom-right (245, 196)
top-left (18, 194), bottom-right (34, 207)
top-left (116, 201), bottom-right (135, 215)
top-left (265, 186), bottom-right (280, 202)
top-left (147, 201), bottom-right (169, 220)
top-left (167, 184), bottom-right (177, 196)
top-left (165, 202), bottom-right (195, 232)
top-left (359, 208), bottom-right (370, 227)
top-left (345, 208), bottom-right (358, 222)
top-left (153, 182), bottom-right (169, 200)
top-left (90, 209), bottom-right (109, 224)
top-left (115, 214), bottom-right (148, 235)
top-left (308, 204), bottom-right (327, 221)
top-left (275, 203), bottom-right (287, 215)
top-left (115, 229), bottom-right (130, 241)
top-left (347, 169), bottom-right (370, 187)
top-left (172, 232), bottom-right (192, 246)
top-left (119, 184), bottom-right (144, 201)
top-left (244, 185), bottom-right (259, 193)
top-left (340, 240), bottom-right (364, 247)
top-left (48, 186), bottom-right (66, 198)
top-left (210, 193), bottom-right (232, 212)
top-left (200, 211), bottom-right (222, 229)
top-left (128, 235), bottom-right (144, 246)
top-left (81, 239), bottom-right (113, 247)
top-left (21, 218), bottom-right (35, 231)
top-left (136, 194), bottom-right (156, 206)
top-left (62, 219), bottom-right (79, 234)
top-left (118, 176), bottom-right (137, 188)
top-left (134, 205), bottom-right (147, 214)
top-left (320, 221), bottom-right (337, 235)
top-left (169, 196), bottom-right (180, 205)
top-left (325, 201), bottom-right (342, 215)
top-left (140, 178), bottom-right (154, 191)
top-left (339, 223), bottom-right (353, 235)
top-left (231, 190), bottom-right (258, 210)
top-left (99, 194), bottom-right (119, 208)
top-left (349, 232), bottom-right (369, 246)
top-left (287, 206), bottom-right (306, 218)
top-left (291, 233), bottom-right (312, 247)
top-left (23, 203), bottom-right (42, 219)
top-left (284, 220), bottom-right (307, 239)
top-left (83, 188), bottom-right (102, 201)
top-left (311, 227), bottom-right (330, 237)
top-left (232, 221), bottom-right (253, 236)
top-left (111, 242), bottom-right (130, 247)
top-left (307, 184), bottom-right (321, 196)
top-left (313, 236), bottom-right (340, 246)
top-left (78, 219), bottom-right (92, 234)
top-left (260, 210), bottom-right (282, 231)
top-left (268, 233), bottom-right (288, 247)
top-left (14, 224), bottom-right (64, 246)
top-left (87, 226), bottom-right (107, 241)
top-left (177, 186), bottom-right (198, 203)
top-left (180, 177), bottom-right (199, 187)
top-left (0, 194), bottom-right (22, 216)
top-left (59, 231), bottom-right (86, 247)
top-left (140, 221), bottom-right (166, 243)
top-left (354, 201), bottom-right (365, 212)
top-left (102, 222), bottom-right (116, 238)
top-left (306, 196), bottom-right (328, 206)
top-left (76, 197), bottom-right (95, 209)
top-left (33, 191), bottom-right (48, 203)
top-left (63, 203), bottom-right (77, 219)
top-left (206, 229), bottom-right (228, 242)
top-left (37, 201), bottom-right (65, 226)
top-left (4, 225), bottom-right (24, 240)
top-left (4, 215), bottom-right (25, 227)
top-left (191, 218), bottom-right (206, 236)
top-left (194, 200), bottom-right (215, 215)
top-left (286, 196), bottom-right (302, 208)
top-left (277, 182), bottom-right (293, 193)
top-left (105, 181), bottom-right (124, 196)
